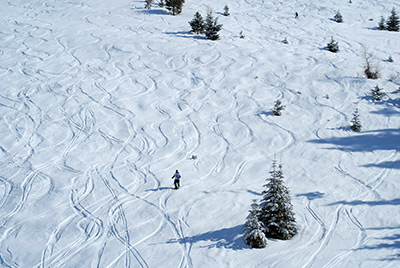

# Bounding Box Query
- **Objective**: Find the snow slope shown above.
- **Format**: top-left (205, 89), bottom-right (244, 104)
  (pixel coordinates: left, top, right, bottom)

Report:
top-left (0, 0), bottom-right (399, 267)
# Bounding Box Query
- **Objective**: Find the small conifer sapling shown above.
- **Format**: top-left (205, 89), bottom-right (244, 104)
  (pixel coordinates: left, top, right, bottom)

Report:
top-left (165, 0), bottom-right (185, 15)
top-left (189, 12), bottom-right (205, 34)
top-left (386, 7), bottom-right (400, 31)
top-left (223, 5), bottom-right (230, 16)
top-left (327, 37), bottom-right (339, 53)
top-left (370, 85), bottom-right (386, 101)
top-left (350, 109), bottom-right (362, 132)
top-left (378, 16), bottom-right (386, 30)
top-left (204, 10), bottom-right (223, 40)
top-left (334, 11), bottom-right (343, 23)
top-left (272, 100), bottom-right (285, 116)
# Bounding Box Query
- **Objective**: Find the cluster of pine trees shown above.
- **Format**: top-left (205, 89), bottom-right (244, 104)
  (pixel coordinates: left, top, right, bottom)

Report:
top-left (145, 0), bottom-right (185, 16)
top-left (244, 160), bottom-right (297, 248)
top-left (378, 8), bottom-right (400, 32)
top-left (189, 9), bottom-right (223, 40)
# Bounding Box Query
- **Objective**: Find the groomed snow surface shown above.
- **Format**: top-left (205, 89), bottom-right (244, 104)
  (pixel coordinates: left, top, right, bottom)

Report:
top-left (1, 0), bottom-right (399, 267)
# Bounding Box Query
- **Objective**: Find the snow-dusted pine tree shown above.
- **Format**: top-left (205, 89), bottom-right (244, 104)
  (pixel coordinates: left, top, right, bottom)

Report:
top-left (350, 108), bottom-right (362, 132)
top-left (204, 9), bottom-right (222, 40)
top-left (223, 5), bottom-right (230, 16)
top-left (386, 7), bottom-right (400, 32)
top-left (378, 16), bottom-right (386, 30)
top-left (326, 37), bottom-right (339, 53)
top-left (272, 100), bottom-right (285, 116)
top-left (189, 12), bottom-right (205, 34)
top-left (334, 10), bottom-right (343, 23)
top-left (244, 200), bottom-right (267, 248)
top-left (259, 160), bottom-right (296, 240)
top-left (370, 85), bottom-right (386, 101)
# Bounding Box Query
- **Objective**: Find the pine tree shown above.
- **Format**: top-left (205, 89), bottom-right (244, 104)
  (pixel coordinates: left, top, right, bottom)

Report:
top-left (350, 108), bottom-right (362, 132)
top-left (326, 37), bottom-right (339, 53)
top-left (378, 16), bottom-right (386, 30)
top-left (244, 200), bottom-right (268, 248)
top-left (334, 10), bottom-right (343, 23)
top-left (272, 100), bottom-right (285, 116)
top-left (370, 85), bottom-right (386, 101)
top-left (204, 10), bottom-right (223, 40)
top-left (386, 8), bottom-right (400, 32)
top-left (165, 0), bottom-right (184, 15)
top-left (259, 160), bottom-right (297, 240)
top-left (159, 0), bottom-right (165, 8)
top-left (223, 5), bottom-right (230, 16)
top-left (189, 12), bottom-right (205, 34)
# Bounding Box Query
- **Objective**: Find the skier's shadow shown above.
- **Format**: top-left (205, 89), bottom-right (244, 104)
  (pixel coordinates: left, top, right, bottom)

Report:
top-left (146, 187), bottom-right (175, 192)
top-left (167, 225), bottom-right (247, 250)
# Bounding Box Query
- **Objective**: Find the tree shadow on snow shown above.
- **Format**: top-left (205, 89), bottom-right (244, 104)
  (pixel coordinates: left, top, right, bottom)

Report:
top-left (361, 95), bottom-right (400, 110)
top-left (308, 128), bottom-right (400, 169)
top-left (166, 225), bottom-right (247, 250)
top-left (165, 31), bottom-right (206, 40)
top-left (370, 107), bottom-right (400, 117)
top-left (362, 160), bottom-right (400, 169)
top-left (308, 128), bottom-right (400, 152)
top-left (135, 7), bottom-right (169, 15)
top-left (327, 198), bottom-right (400, 206)
top-left (145, 186), bottom-right (175, 192)
top-left (296, 191), bottom-right (325, 200)
top-left (256, 111), bottom-right (273, 118)
top-left (358, 230), bottom-right (400, 261)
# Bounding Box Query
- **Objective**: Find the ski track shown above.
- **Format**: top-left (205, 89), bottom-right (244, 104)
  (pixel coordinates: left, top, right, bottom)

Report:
top-left (1, 0), bottom-right (399, 267)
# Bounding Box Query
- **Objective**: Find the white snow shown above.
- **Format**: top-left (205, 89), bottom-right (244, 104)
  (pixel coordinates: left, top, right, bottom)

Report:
top-left (1, 0), bottom-right (400, 267)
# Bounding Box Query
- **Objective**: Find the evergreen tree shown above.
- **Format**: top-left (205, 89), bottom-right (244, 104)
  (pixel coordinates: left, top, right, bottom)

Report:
top-left (370, 85), bottom-right (386, 101)
top-left (189, 12), bottom-right (205, 34)
top-left (326, 37), bottom-right (339, 53)
top-left (378, 16), bottom-right (386, 30)
top-left (350, 108), bottom-right (362, 132)
top-left (165, 0), bottom-right (184, 15)
top-left (159, 0), bottom-right (165, 8)
top-left (386, 8), bottom-right (400, 32)
top-left (334, 10), bottom-right (343, 23)
top-left (204, 10), bottom-right (223, 40)
top-left (244, 200), bottom-right (268, 248)
top-left (272, 100), bottom-right (285, 116)
top-left (259, 160), bottom-right (297, 240)
top-left (223, 5), bottom-right (230, 16)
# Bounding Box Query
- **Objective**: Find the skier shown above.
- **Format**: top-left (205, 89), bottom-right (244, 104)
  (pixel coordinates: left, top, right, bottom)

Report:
top-left (171, 170), bottom-right (181, 189)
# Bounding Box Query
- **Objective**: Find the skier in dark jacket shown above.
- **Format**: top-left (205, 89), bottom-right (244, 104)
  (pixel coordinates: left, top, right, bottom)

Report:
top-left (172, 170), bottom-right (181, 189)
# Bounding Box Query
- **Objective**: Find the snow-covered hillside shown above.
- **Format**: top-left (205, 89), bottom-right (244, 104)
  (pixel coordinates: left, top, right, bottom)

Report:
top-left (0, 0), bottom-right (399, 267)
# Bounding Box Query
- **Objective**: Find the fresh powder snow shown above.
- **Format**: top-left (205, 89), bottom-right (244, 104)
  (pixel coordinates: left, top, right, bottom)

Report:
top-left (0, 0), bottom-right (399, 267)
